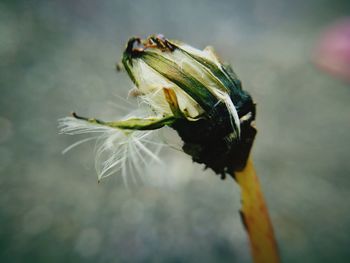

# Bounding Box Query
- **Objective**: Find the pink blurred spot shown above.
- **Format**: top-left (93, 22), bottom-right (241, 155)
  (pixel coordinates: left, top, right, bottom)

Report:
top-left (314, 18), bottom-right (350, 83)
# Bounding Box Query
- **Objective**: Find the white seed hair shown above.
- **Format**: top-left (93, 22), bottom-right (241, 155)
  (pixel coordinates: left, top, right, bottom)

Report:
top-left (58, 116), bottom-right (163, 183)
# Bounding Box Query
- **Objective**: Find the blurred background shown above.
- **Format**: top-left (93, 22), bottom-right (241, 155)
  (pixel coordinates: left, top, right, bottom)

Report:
top-left (1, 0), bottom-right (350, 262)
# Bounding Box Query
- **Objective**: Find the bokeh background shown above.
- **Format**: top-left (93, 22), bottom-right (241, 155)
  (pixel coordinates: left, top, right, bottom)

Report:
top-left (1, 0), bottom-right (350, 262)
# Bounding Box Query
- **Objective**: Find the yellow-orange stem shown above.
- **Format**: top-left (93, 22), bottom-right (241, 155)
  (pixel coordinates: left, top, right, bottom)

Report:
top-left (235, 158), bottom-right (280, 263)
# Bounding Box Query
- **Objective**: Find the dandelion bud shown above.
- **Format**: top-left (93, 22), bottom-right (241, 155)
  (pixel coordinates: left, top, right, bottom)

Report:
top-left (122, 35), bottom-right (256, 177)
top-left (59, 34), bottom-right (257, 180)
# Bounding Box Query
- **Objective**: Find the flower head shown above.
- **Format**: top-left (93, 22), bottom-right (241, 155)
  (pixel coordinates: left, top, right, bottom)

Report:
top-left (59, 34), bottom-right (256, 180)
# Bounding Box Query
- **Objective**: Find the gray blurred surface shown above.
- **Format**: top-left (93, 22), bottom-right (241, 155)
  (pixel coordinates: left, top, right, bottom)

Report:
top-left (1, 0), bottom-right (350, 262)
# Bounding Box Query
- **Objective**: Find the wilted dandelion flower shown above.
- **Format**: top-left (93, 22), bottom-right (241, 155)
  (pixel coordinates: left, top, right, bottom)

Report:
top-left (59, 34), bottom-right (256, 180)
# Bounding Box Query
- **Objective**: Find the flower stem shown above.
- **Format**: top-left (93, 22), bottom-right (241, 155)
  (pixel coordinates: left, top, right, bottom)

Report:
top-left (235, 157), bottom-right (280, 263)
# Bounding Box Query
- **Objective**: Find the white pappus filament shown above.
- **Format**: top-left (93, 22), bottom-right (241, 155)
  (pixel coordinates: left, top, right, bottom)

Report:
top-left (58, 116), bottom-right (164, 184)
